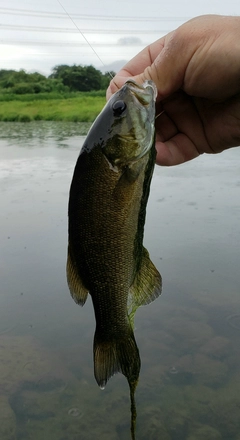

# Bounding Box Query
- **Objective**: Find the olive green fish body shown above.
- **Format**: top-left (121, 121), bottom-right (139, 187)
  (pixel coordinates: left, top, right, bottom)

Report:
top-left (67, 80), bottom-right (162, 389)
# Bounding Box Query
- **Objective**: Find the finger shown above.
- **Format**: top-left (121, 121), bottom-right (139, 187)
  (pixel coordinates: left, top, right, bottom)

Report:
top-left (115, 38), bottom-right (166, 77)
top-left (155, 91), bottom-right (211, 165)
top-left (106, 74), bottom-right (131, 99)
top-left (160, 91), bottom-right (210, 154)
top-left (108, 17), bottom-right (213, 101)
top-left (106, 37), bottom-right (166, 99)
top-left (155, 108), bottom-right (178, 141)
top-left (155, 134), bottom-right (201, 166)
top-left (107, 22), bottom-right (195, 100)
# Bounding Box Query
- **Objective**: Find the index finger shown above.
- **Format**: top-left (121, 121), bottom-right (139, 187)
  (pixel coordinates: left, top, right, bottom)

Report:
top-left (106, 36), bottom-right (166, 98)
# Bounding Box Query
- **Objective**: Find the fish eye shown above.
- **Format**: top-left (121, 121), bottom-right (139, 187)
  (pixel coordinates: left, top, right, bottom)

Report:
top-left (112, 100), bottom-right (126, 117)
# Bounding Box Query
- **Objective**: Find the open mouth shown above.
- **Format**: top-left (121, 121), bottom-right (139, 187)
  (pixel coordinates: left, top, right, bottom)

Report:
top-left (125, 79), bottom-right (157, 105)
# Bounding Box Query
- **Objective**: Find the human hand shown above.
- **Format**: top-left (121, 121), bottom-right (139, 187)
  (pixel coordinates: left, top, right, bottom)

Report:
top-left (107, 15), bottom-right (240, 166)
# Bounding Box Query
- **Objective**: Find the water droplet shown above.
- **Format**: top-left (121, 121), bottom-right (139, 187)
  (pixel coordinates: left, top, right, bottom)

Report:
top-left (226, 314), bottom-right (240, 330)
top-left (169, 366), bottom-right (178, 375)
top-left (68, 408), bottom-right (83, 418)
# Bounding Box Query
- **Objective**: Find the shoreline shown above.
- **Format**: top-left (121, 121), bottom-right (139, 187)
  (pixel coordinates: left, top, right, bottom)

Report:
top-left (0, 95), bottom-right (106, 122)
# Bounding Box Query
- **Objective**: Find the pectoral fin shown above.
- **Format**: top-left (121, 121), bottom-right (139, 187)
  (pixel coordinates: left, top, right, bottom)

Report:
top-left (66, 246), bottom-right (88, 305)
top-left (128, 247), bottom-right (162, 324)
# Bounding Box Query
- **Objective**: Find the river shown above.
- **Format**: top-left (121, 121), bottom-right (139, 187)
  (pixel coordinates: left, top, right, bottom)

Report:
top-left (0, 121), bottom-right (240, 440)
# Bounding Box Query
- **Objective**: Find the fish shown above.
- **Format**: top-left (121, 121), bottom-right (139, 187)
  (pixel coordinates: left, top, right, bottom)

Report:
top-left (67, 79), bottom-right (162, 438)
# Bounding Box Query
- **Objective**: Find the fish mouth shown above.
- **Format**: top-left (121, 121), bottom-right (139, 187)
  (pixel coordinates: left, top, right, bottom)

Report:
top-left (122, 80), bottom-right (156, 157)
top-left (105, 79), bottom-right (157, 167)
top-left (116, 79), bottom-right (156, 145)
top-left (124, 79), bottom-right (158, 105)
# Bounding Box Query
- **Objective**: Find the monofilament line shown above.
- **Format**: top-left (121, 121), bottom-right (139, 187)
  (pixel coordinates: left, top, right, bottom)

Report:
top-left (57, 0), bottom-right (114, 80)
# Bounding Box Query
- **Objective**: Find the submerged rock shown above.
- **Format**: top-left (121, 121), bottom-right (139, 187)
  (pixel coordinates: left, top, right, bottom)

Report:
top-left (0, 334), bottom-right (77, 439)
top-left (0, 396), bottom-right (16, 440)
top-left (200, 336), bottom-right (230, 359)
top-left (187, 424), bottom-right (222, 440)
top-left (0, 335), bottom-right (71, 395)
top-left (177, 353), bottom-right (228, 386)
top-left (164, 317), bottom-right (213, 352)
top-left (137, 406), bottom-right (171, 440)
top-left (210, 396), bottom-right (240, 438)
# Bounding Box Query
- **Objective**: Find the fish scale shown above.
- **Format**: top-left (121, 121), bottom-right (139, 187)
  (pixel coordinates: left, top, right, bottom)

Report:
top-left (67, 79), bottom-right (162, 439)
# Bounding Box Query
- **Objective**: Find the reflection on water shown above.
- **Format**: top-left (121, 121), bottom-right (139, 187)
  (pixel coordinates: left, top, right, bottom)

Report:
top-left (0, 121), bottom-right (240, 440)
top-left (0, 120), bottom-right (91, 150)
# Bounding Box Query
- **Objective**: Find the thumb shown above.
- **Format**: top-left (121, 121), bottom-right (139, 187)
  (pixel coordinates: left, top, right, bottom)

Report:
top-left (106, 25), bottom-right (194, 101)
top-left (106, 74), bottom-right (132, 100)
top-left (132, 39), bottom-right (188, 100)
top-left (106, 52), bottom-right (183, 101)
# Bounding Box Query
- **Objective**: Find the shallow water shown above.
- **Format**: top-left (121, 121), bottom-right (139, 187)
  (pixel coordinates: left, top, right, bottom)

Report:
top-left (0, 121), bottom-right (240, 440)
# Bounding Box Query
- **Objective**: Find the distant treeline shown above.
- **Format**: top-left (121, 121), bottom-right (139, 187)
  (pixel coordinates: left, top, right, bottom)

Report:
top-left (0, 65), bottom-right (115, 95)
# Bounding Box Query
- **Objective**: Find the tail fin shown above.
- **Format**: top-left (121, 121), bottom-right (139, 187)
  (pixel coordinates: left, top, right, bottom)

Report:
top-left (93, 328), bottom-right (140, 389)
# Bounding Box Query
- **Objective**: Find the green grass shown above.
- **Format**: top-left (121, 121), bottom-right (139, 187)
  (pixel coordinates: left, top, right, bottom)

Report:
top-left (0, 95), bottom-right (106, 122)
top-left (0, 89), bottom-right (106, 101)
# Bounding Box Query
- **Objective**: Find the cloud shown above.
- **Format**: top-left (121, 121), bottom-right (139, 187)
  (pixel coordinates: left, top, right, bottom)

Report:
top-left (98, 59), bottom-right (127, 74)
top-left (117, 37), bottom-right (142, 46)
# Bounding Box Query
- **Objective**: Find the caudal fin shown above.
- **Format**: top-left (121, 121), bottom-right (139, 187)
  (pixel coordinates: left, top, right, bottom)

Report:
top-left (94, 328), bottom-right (140, 440)
top-left (93, 328), bottom-right (140, 389)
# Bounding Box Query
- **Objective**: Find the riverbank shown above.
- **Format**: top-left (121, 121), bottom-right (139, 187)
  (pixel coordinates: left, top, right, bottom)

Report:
top-left (0, 92), bottom-right (106, 122)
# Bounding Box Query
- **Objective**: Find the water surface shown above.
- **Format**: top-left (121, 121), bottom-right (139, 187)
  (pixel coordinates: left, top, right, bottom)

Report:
top-left (0, 121), bottom-right (240, 440)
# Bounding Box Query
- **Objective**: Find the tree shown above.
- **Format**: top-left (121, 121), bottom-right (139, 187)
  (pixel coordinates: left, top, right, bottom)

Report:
top-left (49, 64), bottom-right (103, 91)
top-left (101, 71), bottom-right (116, 90)
top-left (48, 65), bottom-right (70, 79)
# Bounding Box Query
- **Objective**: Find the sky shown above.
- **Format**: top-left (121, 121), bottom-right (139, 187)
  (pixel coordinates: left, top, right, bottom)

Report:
top-left (1, 0), bottom-right (240, 76)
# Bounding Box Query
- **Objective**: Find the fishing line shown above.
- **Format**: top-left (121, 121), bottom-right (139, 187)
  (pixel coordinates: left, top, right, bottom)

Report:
top-left (155, 110), bottom-right (165, 120)
top-left (56, 0), bottom-right (118, 86)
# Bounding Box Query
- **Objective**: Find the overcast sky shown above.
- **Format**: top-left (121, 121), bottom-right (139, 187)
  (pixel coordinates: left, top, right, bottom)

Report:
top-left (1, 0), bottom-right (240, 76)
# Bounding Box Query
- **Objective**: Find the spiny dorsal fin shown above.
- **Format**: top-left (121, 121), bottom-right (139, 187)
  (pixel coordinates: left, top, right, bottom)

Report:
top-left (66, 245), bottom-right (88, 305)
top-left (128, 247), bottom-right (162, 324)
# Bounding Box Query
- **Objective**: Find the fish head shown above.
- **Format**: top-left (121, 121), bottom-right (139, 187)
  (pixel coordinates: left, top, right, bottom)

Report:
top-left (82, 80), bottom-right (157, 169)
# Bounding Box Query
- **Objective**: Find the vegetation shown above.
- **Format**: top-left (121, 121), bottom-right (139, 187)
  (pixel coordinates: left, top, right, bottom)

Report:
top-left (0, 96), bottom-right (106, 123)
top-left (0, 65), bottom-right (114, 122)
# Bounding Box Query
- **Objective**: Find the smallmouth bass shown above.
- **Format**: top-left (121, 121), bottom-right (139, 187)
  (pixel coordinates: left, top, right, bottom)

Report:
top-left (67, 79), bottom-right (162, 437)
